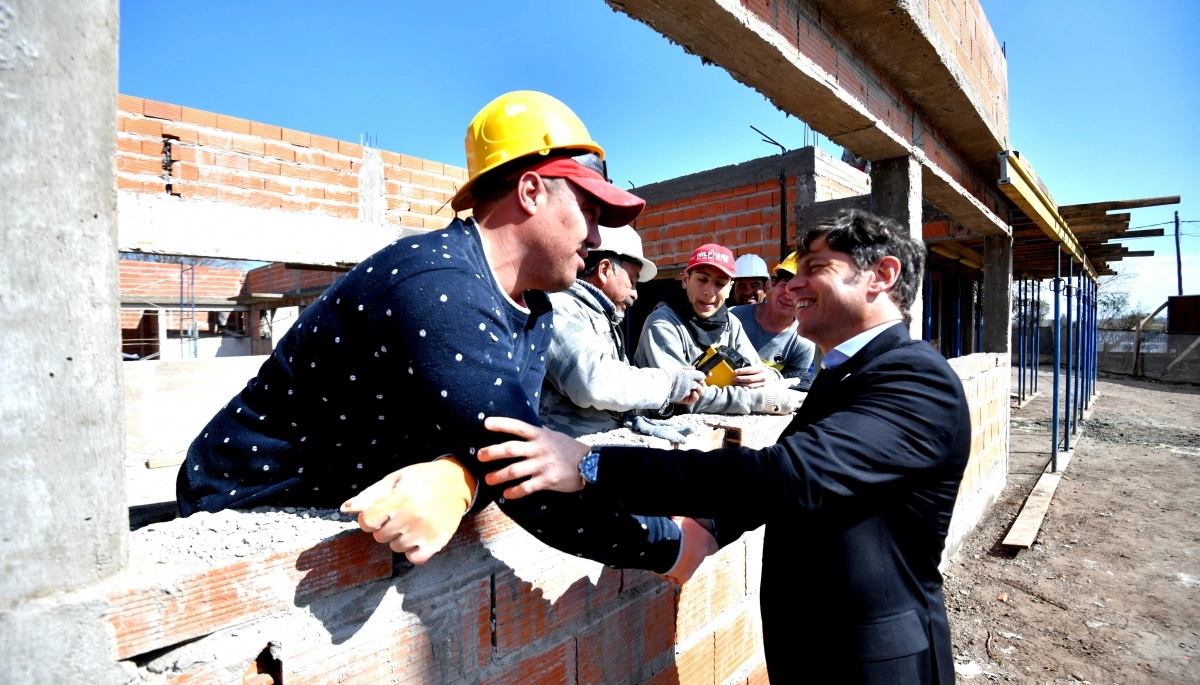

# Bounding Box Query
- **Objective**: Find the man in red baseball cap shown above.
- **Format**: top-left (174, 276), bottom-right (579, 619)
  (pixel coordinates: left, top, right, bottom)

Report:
top-left (632, 244), bottom-right (807, 416)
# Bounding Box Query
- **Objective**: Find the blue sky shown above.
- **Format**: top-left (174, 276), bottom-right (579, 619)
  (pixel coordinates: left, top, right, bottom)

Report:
top-left (118, 0), bottom-right (1198, 308)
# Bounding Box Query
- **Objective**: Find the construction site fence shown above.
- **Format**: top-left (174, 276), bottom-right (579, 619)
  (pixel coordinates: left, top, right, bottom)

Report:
top-left (1011, 325), bottom-right (1200, 384)
top-left (1097, 329), bottom-right (1200, 384)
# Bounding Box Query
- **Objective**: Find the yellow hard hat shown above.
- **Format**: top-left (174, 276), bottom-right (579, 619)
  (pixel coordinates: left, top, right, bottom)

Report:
top-left (775, 251), bottom-right (799, 277)
top-left (452, 91), bottom-right (605, 212)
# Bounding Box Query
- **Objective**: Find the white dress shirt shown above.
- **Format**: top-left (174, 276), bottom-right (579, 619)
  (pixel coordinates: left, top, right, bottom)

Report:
top-left (820, 320), bottom-right (905, 370)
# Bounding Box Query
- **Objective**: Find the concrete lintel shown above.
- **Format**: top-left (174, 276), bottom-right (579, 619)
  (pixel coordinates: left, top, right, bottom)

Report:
top-left (118, 192), bottom-right (422, 267)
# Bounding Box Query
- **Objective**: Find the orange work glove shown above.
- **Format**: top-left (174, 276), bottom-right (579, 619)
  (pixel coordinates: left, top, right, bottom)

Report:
top-left (340, 457), bottom-right (477, 564)
top-left (656, 516), bottom-right (719, 585)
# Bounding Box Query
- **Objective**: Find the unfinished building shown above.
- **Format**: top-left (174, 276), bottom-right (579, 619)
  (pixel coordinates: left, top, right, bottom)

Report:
top-left (0, 0), bottom-right (1179, 683)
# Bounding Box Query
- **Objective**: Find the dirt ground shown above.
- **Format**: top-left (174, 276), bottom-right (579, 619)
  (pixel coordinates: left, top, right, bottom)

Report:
top-left (947, 371), bottom-right (1200, 684)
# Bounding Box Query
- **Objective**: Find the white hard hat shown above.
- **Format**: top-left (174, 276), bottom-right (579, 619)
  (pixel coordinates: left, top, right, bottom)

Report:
top-left (734, 254), bottom-right (770, 279)
top-left (594, 225), bottom-right (657, 282)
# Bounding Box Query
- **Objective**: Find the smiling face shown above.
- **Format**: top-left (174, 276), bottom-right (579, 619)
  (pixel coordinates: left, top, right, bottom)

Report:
top-left (783, 236), bottom-right (876, 351)
top-left (733, 278), bottom-right (767, 305)
top-left (682, 265), bottom-right (733, 319)
top-left (765, 273), bottom-right (797, 319)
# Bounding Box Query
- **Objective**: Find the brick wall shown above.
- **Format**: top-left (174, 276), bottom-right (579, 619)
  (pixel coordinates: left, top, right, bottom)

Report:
top-left (243, 263), bottom-right (342, 296)
top-left (119, 259), bottom-right (247, 299)
top-left (634, 147), bottom-right (869, 273)
top-left (734, 0), bottom-right (1008, 220)
top-left (942, 352), bottom-right (1010, 564)
top-left (103, 416), bottom-right (786, 685)
top-left (116, 95), bottom-right (466, 231)
top-left (923, 0), bottom-right (1008, 138)
top-left (119, 259), bottom-right (247, 333)
top-left (100, 350), bottom-right (1005, 683)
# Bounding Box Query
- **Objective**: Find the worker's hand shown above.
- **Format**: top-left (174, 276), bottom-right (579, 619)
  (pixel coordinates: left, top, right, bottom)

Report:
top-left (656, 516), bottom-right (719, 585)
top-left (732, 366), bottom-right (772, 388)
top-left (668, 368), bottom-right (707, 404)
top-left (752, 385), bottom-right (807, 415)
top-left (478, 417), bottom-right (588, 499)
top-left (340, 457), bottom-right (476, 564)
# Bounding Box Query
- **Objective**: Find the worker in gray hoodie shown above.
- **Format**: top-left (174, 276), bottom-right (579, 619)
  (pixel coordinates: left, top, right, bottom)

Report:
top-left (540, 225), bottom-right (707, 437)
top-left (635, 244), bottom-right (806, 416)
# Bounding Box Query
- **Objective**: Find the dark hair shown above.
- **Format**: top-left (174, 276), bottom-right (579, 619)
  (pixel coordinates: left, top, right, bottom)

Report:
top-left (796, 208), bottom-right (925, 321)
top-left (578, 251), bottom-right (624, 279)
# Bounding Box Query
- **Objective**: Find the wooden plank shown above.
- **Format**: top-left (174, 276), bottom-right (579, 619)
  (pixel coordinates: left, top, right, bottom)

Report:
top-left (146, 455), bottom-right (186, 469)
top-left (1002, 452), bottom-right (1073, 549)
top-left (103, 529), bottom-right (393, 660)
top-left (118, 191), bottom-right (432, 267)
top-left (1121, 229), bottom-right (1166, 239)
top-left (1058, 196), bottom-right (1181, 216)
top-left (998, 153), bottom-right (1087, 265)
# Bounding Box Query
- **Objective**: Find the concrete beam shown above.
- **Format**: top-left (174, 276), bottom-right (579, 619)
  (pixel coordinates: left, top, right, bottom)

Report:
top-left (118, 191), bottom-right (422, 266)
top-left (871, 156), bottom-right (923, 340)
top-left (0, 0), bottom-right (129, 681)
top-left (808, 0), bottom-right (1009, 173)
top-left (608, 0), bottom-right (1010, 239)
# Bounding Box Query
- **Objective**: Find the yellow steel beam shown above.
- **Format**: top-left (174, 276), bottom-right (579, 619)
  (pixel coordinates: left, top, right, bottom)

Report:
top-left (997, 151), bottom-right (1097, 279)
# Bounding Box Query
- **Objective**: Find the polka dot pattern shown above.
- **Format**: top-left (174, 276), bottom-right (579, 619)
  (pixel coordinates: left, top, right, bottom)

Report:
top-left (176, 218), bottom-right (681, 573)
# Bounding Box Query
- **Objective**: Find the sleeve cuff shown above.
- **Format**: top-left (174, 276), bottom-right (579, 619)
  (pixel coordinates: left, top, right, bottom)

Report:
top-left (666, 517), bottom-right (685, 574)
top-left (435, 454), bottom-right (479, 510)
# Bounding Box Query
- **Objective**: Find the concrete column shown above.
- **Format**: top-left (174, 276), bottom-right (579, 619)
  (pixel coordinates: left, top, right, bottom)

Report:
top-left (871, 156), bottom-right (923, 340)
top-left (981, 235), bottom-right (1013, 354)
top-left (358, 147), bottom-right (386, 227)
top-left (0, 1), bottom-right (129, 682)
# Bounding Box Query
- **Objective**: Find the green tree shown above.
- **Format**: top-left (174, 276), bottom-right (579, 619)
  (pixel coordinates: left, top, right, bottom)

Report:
top-left (1097, 271), bottom-right (1135, 327)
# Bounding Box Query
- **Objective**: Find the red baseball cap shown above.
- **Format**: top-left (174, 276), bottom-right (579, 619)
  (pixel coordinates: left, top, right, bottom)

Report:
top-left (522, 154), bottom-right (645, 227)
top-left (685, 244), bottom-right (737, 278)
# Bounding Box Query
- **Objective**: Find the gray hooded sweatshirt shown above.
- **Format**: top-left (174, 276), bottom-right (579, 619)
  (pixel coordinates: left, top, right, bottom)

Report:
top-left (540, 281), bottom-right (675, 437)
top-left (633, 300), bottom-right (781, 415)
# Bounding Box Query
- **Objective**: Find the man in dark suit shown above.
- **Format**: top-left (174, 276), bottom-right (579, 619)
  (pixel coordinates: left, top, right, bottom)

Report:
top-left (477, 209), bottom-right (971, 684)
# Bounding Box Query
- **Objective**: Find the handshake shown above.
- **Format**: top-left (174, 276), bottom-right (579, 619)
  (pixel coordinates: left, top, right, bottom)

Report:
top-left (340, 444), bottom-right (720, 586)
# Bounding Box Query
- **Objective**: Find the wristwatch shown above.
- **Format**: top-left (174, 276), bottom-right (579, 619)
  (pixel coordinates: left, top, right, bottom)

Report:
top-left (578, 446), bottom-right (602, 486)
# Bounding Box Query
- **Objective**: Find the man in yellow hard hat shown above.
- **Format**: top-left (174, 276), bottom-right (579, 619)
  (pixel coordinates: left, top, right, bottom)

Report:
top-left (729, 252), bottom-right (818, 390)
top-left (177, 91), bottom-right (717, 583)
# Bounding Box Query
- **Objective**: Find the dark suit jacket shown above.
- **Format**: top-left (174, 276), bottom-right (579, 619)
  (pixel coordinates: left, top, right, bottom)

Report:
top-left (596, 323), bottom-right (970, 684)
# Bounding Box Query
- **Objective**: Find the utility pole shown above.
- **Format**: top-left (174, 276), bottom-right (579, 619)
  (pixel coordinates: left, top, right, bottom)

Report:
top-left (1176, 210), bottom-right (1183, 296)
top-left (750, 125), bottom-right (789, 264)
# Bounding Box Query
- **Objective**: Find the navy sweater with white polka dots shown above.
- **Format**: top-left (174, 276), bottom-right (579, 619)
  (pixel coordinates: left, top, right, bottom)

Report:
top-left (177, 219), bottom-right (681, 572)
